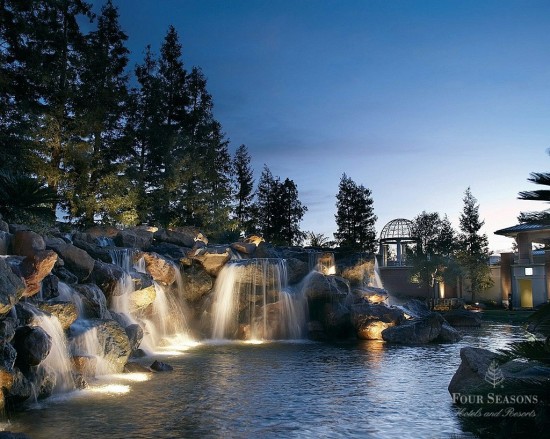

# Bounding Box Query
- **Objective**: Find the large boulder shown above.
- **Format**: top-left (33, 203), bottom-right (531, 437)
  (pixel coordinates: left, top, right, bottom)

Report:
top-left (46, 241), bottom-right (95, 282)
top-left (449, 347), bottom-right (550, 403)
top-left (230, 242), bottom-right (257, 257)
top-left (351, 303), bottom-right (405, 340)
top-left (12, 230), bottom-right (46, 258)
top-left (129, 285), bottom-right (156, 312)
top-left (37, 301), bottom-right (78, 331)
top-left (90, 260), bottom-right (126, 299)
top-left (189, 247), bottom-right (231, 276)
top-left (0, 258), bottom-right (25, 315)
top-left (12, 326), bottom-right (52, 368)
top-left (286, 258), bottom-right (309, 284)
top-left (141, 252), bottom-right (177, 285)
top-left (382, 313), bottom-right (445, 344)
top-left (74, 284), bottom-right (111, 319)
top-left (114, 228), bottom-right (154, 249)
top-left (153, 227), bottom-right (202, 248)
top-left (179, 266), bottom-right (213, 302)
top-left (302, 271), bottom-right (349, 301)
top-left (19, 250), bottom-right (58, 297)
top-left (148, 242), bottom-right (190, 260)
top-left (0, 230), bottom-right (11, 255)
top-left (69, 319), bottom-right (131, 374)
top-left (71, 238), bottom-right (112, 263)
top-left (124, 323), bottom-right (144, 352)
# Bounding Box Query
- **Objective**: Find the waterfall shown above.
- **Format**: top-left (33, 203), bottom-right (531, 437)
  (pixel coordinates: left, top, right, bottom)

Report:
top-left (109, 249), bottom-right (194, 353)
top-left (308, 251), bottom-right (336, 275)
top-left (372, 257), bottom-right (384, 289)
top-left (211, 259), bottom-right (307, 340)
top-left (31, 311), bottom-right (75, 393)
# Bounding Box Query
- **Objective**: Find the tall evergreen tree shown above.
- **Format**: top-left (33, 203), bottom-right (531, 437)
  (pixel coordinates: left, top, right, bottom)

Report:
top-left (232, 144), bottom-right (254, 233)
top-left (457, 187), bottom-right (493, 301)
top-left (67, 0), bottom-right (136, 226)
top-left (0, 0), bottom-right (93, 215)
top-left (253, 165), bottom-right (279, 240)
top-left (334, 173), bottom-right (377, 252)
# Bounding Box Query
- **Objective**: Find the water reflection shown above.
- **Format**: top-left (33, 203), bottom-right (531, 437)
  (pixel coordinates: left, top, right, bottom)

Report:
top-left (6, 323), bottom-right (530, 439)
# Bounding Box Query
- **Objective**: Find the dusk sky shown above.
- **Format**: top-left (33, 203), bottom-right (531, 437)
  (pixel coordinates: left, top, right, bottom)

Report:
top-left (97, 0), bottom-right (550, 252)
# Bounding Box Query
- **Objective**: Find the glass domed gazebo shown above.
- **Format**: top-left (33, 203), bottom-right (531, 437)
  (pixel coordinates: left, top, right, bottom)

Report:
top-left (379, 218), bottom-right (418, 266)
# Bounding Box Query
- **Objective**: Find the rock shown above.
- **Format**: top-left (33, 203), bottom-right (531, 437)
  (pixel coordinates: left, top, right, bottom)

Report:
top-left (341, 260), bottom-right (373, 286)
top-left (148, 242), bottom-right (190, 260)
top-left (90, 260), bottom-right (126, 299)
top-left (443, 309), bottom-right (482, 327)
top-left (399, 299), bottom-right (432, 319)
top-left (179, 266), bottom-right (214, 302)
top-left (3, 368), bottom-right (33, 405)
top-left (307, 320), bottom-right (327, 341)
top-left (71, 238), bottom-right (112, 263)
top-left (356, 286), bottom-right (388, 304)
top-left (53, 266), bottom-right (79, 285)
top-left (320, 301), bottom-right (353, 337)
top-left (245, 235), bottom-right (264, 245)
top-left (230, 242), bottom-right (257, 256)
top-left (37, 301), bottom-right (78, 331)
top-left (0, 231), bottom-right (11, 255)
top-left (448, 347), bottom-right (550, 400)
top-left (154, 227), bottom-right (201, 248)
top-left (72, 355), bottom-right (98, 378)
top-left (124, 361), bottom-right (152, 373)
top-left (382, 313), bottom-right (445, 344)
top-left (85, 226), bottom-right (120, 239)
top-left (69, 319), bottom-right (131, 374)
top-left (125, 324), bottom-right (144, 352)
top-left (74, 284), bottom-right (111, 319)
top-left (1, 341), bottom-right (17, 372)
top-left (46, 241), bottom-right (95, 282)
top-left (0, 432), bottom-right (32, 439)
top-left (0, 218), bottom-right (8, 232)
top-left (189, 247), bottom-right (230, 276)
top-left (129, 285), bottom-right (156, 312)
top-left (150, 360), bottom-right (173, 372)
top-left (12, 230), bottom-right (46, 258)
top-left (28, 365), bottom-right (56, 399)
top-left (114, 228), bottom-right (154, 249)
top-left (142, 252), bottom-right (176, 285)
top-left (302, 271), bottom-right (349, 301)
top-left (12, 326), bottom-right (52, 368)
top-left (437, 322), bottom-right (463, 343)
top-left (0, 318), bottom-right (16, 343)
top-left (286, 258), bottom-right (309, 284)
top-left (19, 250), bottom-right (58, 297)
top-left (0, 257), bottom-right (25, 315)
top-left (40, 274), bottom-right (60, 300)
top-left (351, 303), bottom-right (405, 340)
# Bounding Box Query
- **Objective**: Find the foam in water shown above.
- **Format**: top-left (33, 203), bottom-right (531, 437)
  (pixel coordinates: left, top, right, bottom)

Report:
top-left (211, 259), bottom-right (307, 340)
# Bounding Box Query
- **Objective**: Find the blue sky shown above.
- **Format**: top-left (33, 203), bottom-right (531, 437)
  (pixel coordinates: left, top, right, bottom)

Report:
top-left (99, 0), bottom-right (550, 252)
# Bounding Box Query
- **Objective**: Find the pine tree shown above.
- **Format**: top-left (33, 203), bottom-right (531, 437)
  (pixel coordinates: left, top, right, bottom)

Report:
top-left (277, 178), bottom-right (307, 246)
top-left (232, 144), bottom-right (255, 233)
top-left (67, 0), bottom-right (136, 226)
top-left (457, 187), bottom-right (493, 301)
top-left (253, 165), bottom-right (279, 241)
top-left (334, 173), bottom-right (377, 252)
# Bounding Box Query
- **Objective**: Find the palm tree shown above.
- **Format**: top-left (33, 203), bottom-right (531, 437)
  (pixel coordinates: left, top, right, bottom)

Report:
top-left (518, 152), bottom-right (550, 224)
top-left (0, 171), bottom-right (58, 225)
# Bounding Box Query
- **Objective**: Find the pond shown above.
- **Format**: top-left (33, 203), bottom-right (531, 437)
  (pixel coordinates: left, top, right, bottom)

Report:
top-left (1, 322), bottom-right (529, 439)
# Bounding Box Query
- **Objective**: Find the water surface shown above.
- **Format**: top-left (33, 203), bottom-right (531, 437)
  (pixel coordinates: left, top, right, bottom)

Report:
top-left (2, 322), bottom-right (529, 439)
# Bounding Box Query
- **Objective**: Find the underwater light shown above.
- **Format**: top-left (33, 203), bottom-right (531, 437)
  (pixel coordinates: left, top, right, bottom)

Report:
top-left (111, 373), bottom-right (151, 382)
top-left (88, 384), bottom-right (131, 395)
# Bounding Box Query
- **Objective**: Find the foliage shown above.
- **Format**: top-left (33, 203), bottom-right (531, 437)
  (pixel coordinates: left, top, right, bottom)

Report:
top-left (518, 151), bottom-right (550, 224)
top-left (305, 232), bottom-right (332, 248)
top-left (0, 171), bottom-right (58, 225)
top-left (232, 144), bottom-right (255, 233)
top-left (252, 166), bottom-right (307, 246)
top-left (334, 173), bottom-right (377, 252)
top-left (457, 187), bottom-right (493, 301)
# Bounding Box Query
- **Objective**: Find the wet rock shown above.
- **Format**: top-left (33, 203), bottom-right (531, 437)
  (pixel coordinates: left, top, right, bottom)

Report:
top-left (0, 432), bottom-right (33, 439)
top-left (90, 260), bottom-right (126, 299)
top-left (72, 355), bottom-right (98, 378)
top-left (148, 242), bottom-right (190, 260)
top-left (124, 361), bottom-right (152, 373)
top-left (74, 284), bottom-right (111, 319)
top-left (71, 238), bottom-right (112, 263)
top-left (341, 260), bottom-right (374, 286)
top-left (398, 299), bottom-right (432, 318)
top-left (230, 242), bottom-right (257, 256)
top-left (382, 313), bottom-right (445, 344)
top-left (69, 319), bottom-right (131, 373)
top-left (302, 272), bottom-right (349, 301)
top-left (0, 318), bottom-right (16, 343)
top-left (46, 241), bottom-right (95, 282)
top-left (0, 218), bottom-right (8, 233)
top-left (180, 266), bottom-right (213, 302)
top-left (85, 225), bottom-right (119, 239)
top-left (12, 326), bottom-right (52, 368)
top-left (437, 322), bottom-right (463, 343)
top-left (0, 257), bottom-right (25, 314)
top-left (1, 342), bottom-right (17, 371)
top-left (29, 365), bottom-right (56, 399)
top-left (125, 324), bottom-right (144, 352)
top-left (53, 266), bottom-right (79, 285)
top-left (150, 360), bottom-right (173, 372)
top-left (40, 274), bottom-right (60, 300)
top-left (12, 230), bottom-right (46, 258)
top-left (351, 303), bottom-right (405, 340)
top-left (19, 250), bottom-right (58, 297)
top-left (142, 252), bottom-right (176, 285)
top-left (3, 368), bottom-right (33, 405)
top-left (320, 301), bottom-right (353, 338)
top-left (129, 285), bottom-right (156, 312)
top-left (286, 258), bottom-right (309, 284)
top-left (37, 301), bottom-right (78, 331)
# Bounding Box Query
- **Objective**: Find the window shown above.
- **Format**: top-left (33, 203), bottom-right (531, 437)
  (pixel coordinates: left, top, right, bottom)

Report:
top-left (525, 267), bottom-right (533, 276)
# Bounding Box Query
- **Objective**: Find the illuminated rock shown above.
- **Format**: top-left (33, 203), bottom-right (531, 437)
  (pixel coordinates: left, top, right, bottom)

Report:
top-left (142, 252), bottom-right (176, 285)
top-left (190, 247), bottom-right (231, 276)
top-left (37, 301), bottom-right (78, 330)
top-left (19, 250), bottom-right (57, 297)
top-left (382, 313), bottom-right (444, 344)
top-left (351, 303), bottom-right (405, 340)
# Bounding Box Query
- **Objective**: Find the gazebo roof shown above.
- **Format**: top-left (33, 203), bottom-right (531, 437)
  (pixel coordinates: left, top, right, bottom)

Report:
top-left (380, 218), bottom-right (417, 242)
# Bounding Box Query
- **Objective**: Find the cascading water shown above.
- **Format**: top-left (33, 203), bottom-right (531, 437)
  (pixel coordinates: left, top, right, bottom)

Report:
top-left (108, 248), bottom-right (194, 353)
top-left (211, 259), bottom-right (307, 340)
top-left (308, 251), bottom-right (336, 275)
top-left (373, 256), bottom-right (384, 289)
